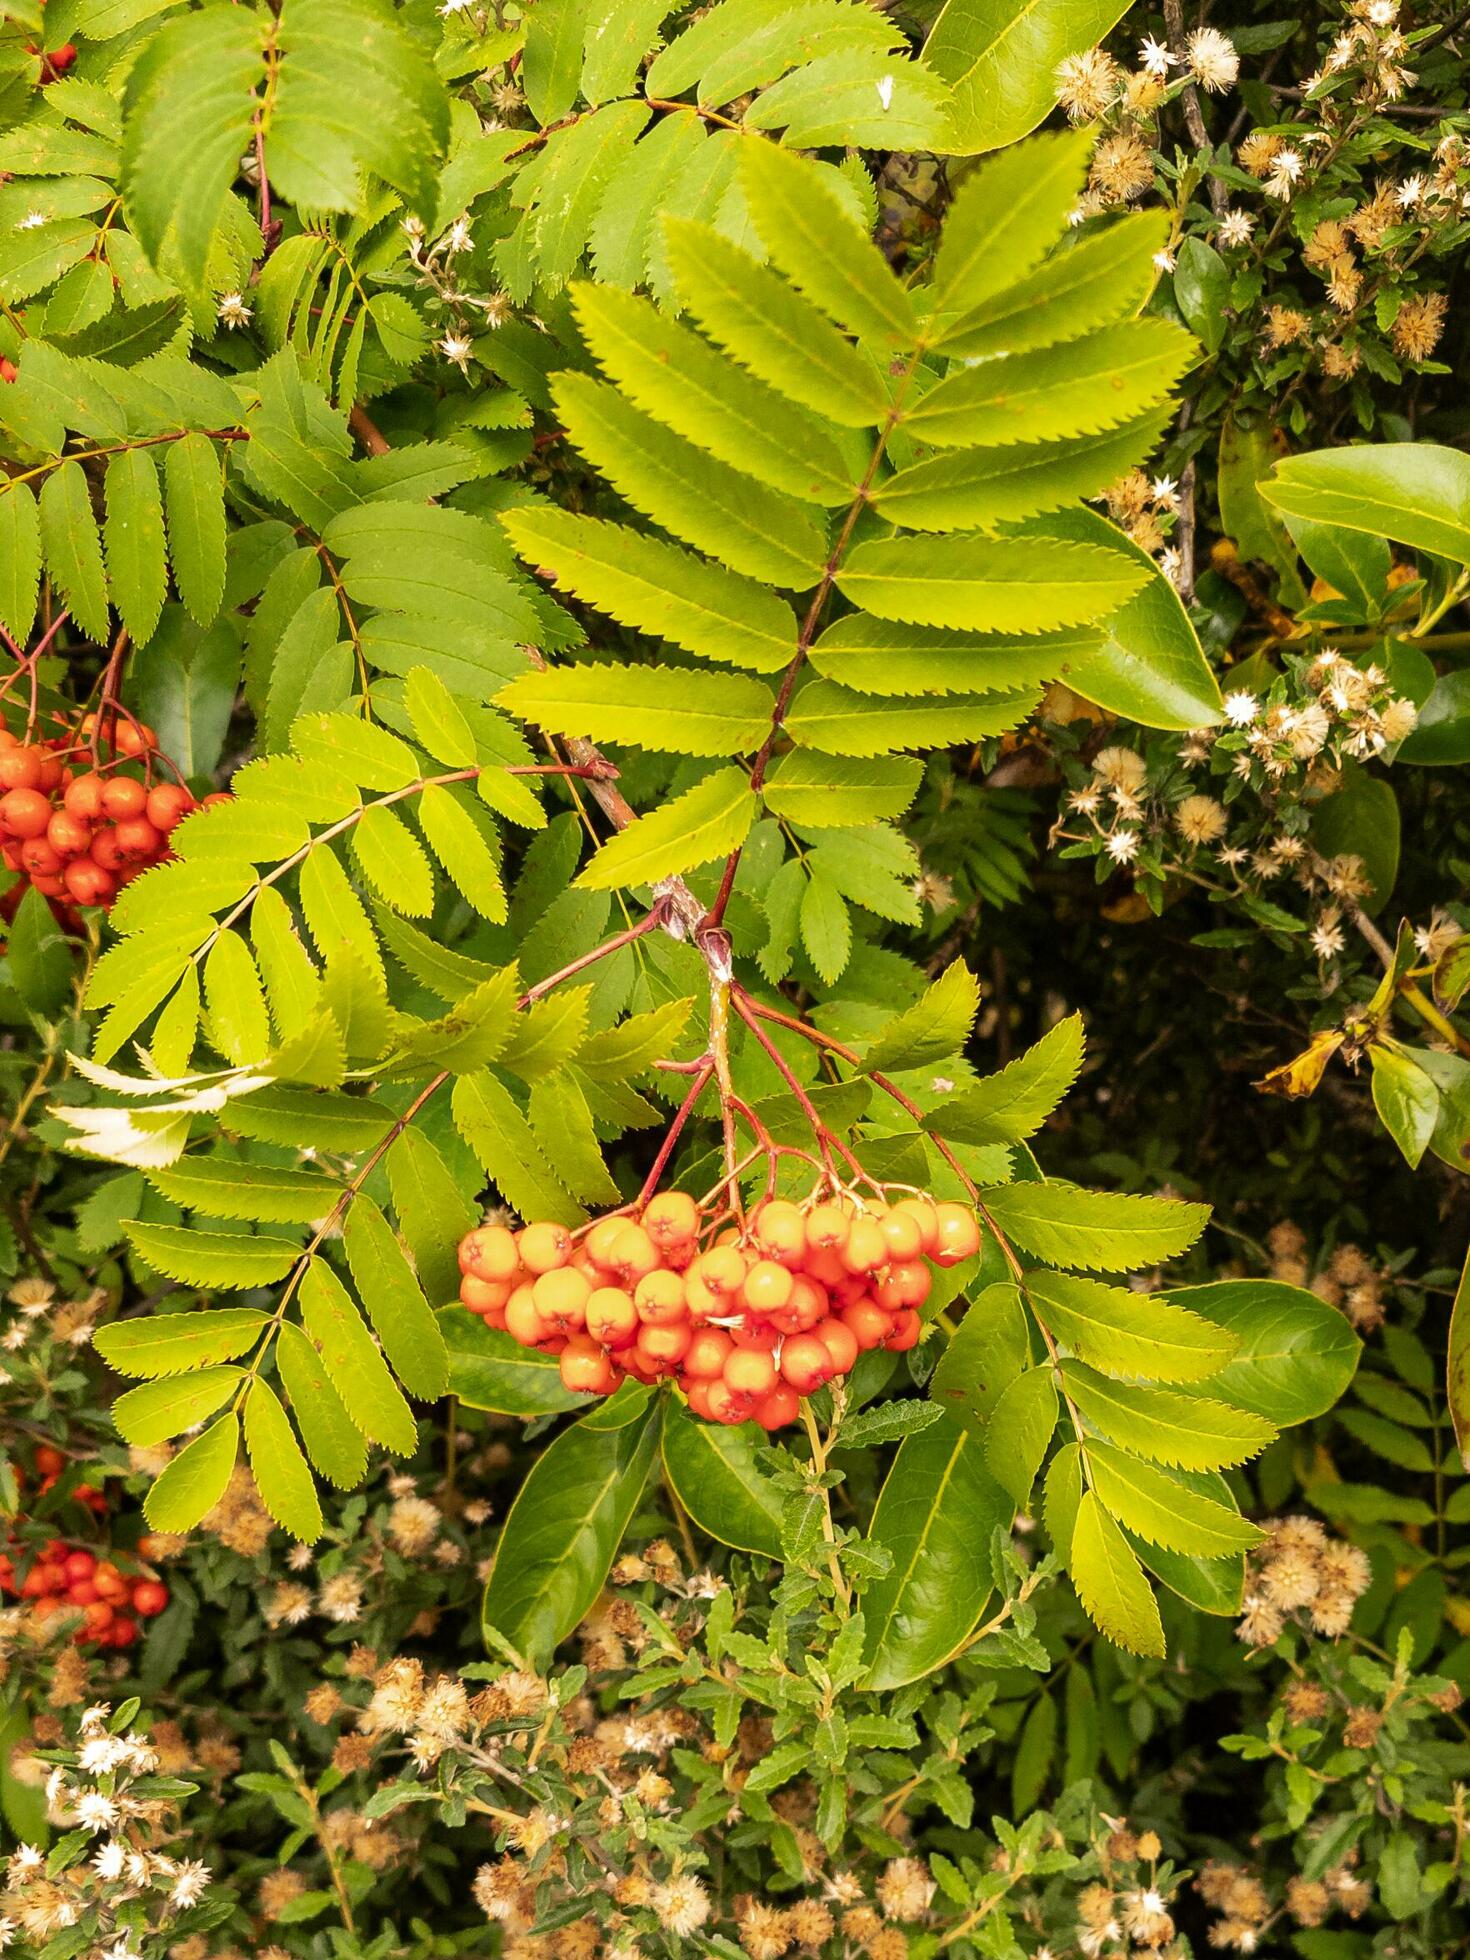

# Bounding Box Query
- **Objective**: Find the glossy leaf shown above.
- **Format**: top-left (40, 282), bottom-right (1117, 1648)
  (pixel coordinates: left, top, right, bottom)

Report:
top-left (481, 1405), bottom-right (658, 1669)
top-left (862, 1413), bottom-right (1013, 1690)
top-left (661, 1400), bottom-right (784, 1559)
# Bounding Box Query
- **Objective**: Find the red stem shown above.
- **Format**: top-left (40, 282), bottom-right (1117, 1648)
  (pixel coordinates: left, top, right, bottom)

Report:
top-left (635, 1061), bottom-right (715, 1208)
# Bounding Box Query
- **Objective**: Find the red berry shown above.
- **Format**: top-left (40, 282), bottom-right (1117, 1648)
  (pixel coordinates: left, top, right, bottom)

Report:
top-left (131, 1579), bottom-right (169, 1617)
top-left (145, 782), bottom-right (193, 831)
top-left (100, 775), bottom-right (147, 820)
top-left (0, 787), bottom-right (52, 838)
top-left (64, 773), bottom-right (105, 820)
top-left (33, 1444), bottom-right (65, 1477)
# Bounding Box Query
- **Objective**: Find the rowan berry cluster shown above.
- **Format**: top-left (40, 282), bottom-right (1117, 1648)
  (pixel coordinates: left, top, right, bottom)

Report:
top-left (457, 1189), bottom-right (982, 1429)
top-left (0, 1445), bottom-right (169, 1650)
top-left (0, 719), bottom-right (208, 919)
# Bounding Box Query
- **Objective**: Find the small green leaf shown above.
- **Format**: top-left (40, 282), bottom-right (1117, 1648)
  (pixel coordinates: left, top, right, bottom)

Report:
top-left (342, 1196), bottom-right (449, 1401)
top-left (143, 1414), bottom-right (240, 1533)
top-left (277, 1319), bottom-right (368, 1487)
top-left (983, 1364), bottom-right (1058, 1508)
top-left (1068, 1488), bottom-right (1165, 1659)
top-left (244, 1379), bottom-right (324, 1542)
top-left (298, 1257), bottom-right (418, 1454)
top-left (113, 1368), bottom-right (244, 1447)
top-left (576, 766), bottom-right (754, 891)
top-left (95, 1310), bottom-right (267, 1379)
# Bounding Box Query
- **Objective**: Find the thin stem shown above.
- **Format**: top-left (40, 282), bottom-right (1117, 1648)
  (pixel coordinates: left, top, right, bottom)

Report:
top-left (799, 1397), bottom-right (851, 1612)
top-left (635, 1061), bottom-right (715, 1208)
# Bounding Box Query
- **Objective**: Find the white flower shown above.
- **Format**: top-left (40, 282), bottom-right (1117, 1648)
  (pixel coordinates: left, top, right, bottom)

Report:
top-left (79, 1735), bottom-right (130, 1775)
top-left (1151, 474), bottom-right (1179, 508)
top-left (1105, 829), bottom-right (1141, 864)
top-left (0, 1916), bottom-right (15, 1950)
top-left (93, 1840), bottom-right (127, 1880)
top-left (438, 330), bottom-right (474, 373)
top-left (1223, 689), bottom-right (1258, 726)
top-left (8, 1845), bottom-right (43, 1877)
top-left (444, 214), bottom-right (474, 254)
top-left (1186, 26), bottom-right (1239, 91)
top-left (100, 1941), bottom-right (139, 1960)
top-left (875, 74), bottom-right (895, 110)
top-left (1153, 246), bottom-right (1176, 272)
top-left (1139, 35), bottom-right (1174, 76)
top-left (76, 1790), bottom-right (119, 1832)
top-left (438, 0), bottom-right (475, 14)
top-left (1396, 175), bottom-right (1425, 209)
top-left (1265, 148), bottom-right (1303, 199)
top-left (170, 1859), bottom-right (211, 1909)
top-left (216, 291), bottom-right (252, 329)
top-left (1160, 545), bottom-right (1183, 585)
top-left (1218, 208), bottom-right (1255, 246)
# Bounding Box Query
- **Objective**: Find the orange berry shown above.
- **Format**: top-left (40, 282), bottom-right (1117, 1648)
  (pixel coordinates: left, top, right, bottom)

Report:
top-left (704, 1379), bottom-right (748, 1425)
top-left (779, 1333), bottom-right (832, 1394)
top-left (0, 787), bottom-right (51, 839)
top-left (63, 773), bottom-right (105, 820)
top-left (585, 1287), bottom-right (638, 1348)
top-left (146, 783), bottom-right (193, 831)
top-left (63, 859), bottom-right (114, 906)
top-left (634, 1321), bottom-right (691, 1372)
top-left (875, 1260), bottom-right (931, 1311)
top-left (0, 747), bottom-right (42, 791)
top-left (698, 1245), bottom-right (747, 1296)
top-left (878, 1207), bottom-right (924, 1262)
top-left (932, 1203), bottom-right (981, 1267)
top-left (805, 1203), bottom-right (850, 1251)
top-left (607, 1224), bottom-right (660, 1284)
top-left (752, 1198), bottom-right (805, 1268)
top-left (34, 1445), bottom-right (65, 1477)
top-left (885, 1309), bottom-right (922, 1352)
top-left (583, 1216), bottom-right (628, 1269)
top-left (461, 1225), bottom-right (519, 1282)
top-left (892, 1196), bottom-right (940, 1255)
top-left (131, 1578), bottom-right (169, 1616)
top-left (518, 1221), bottom-right (572, 1274)
top-left (559, 1337), bottom-right (619, 1396)
top-left (531, 1266), bottom-right (590, 1331)
top-left (753, 1385), bottom-right (800, 1430)
top-left (723, 1345), bottom-right (778, 1399)
top-left (683, 1267), bottom-right (719, 1321)
top-left (840, 1215), bottom-right (887, 1275)
top-left (633, 1268), bottom-right (687, 1327)
top-left (816, 1317), bottom-right (859, 1377)
top-left (841, 1299), bottom-right (893, 1351)
top-left (504, 1287), bottom-right (551, 1348)
top-left (682, 1327), bottom-right (733, 1380)
top-left (802, 1244), bottom-right (848, 1288)
top-left (642, 1189), bottom-right (699, 1248)
top-left (776, 1272), bottom-right (828, 1334)
top-left (741, 1258), bottom-right (793, 1315)
top-left (100, 776), bottom-right (146, 820)
top-left (459, 1273), bottom-right (510, 1314)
